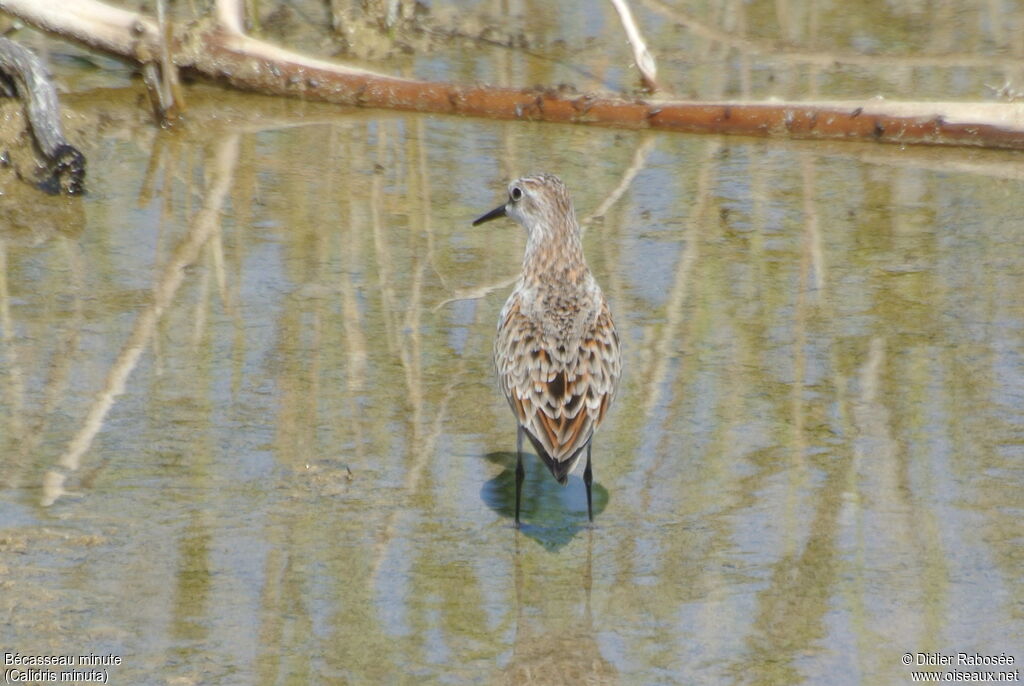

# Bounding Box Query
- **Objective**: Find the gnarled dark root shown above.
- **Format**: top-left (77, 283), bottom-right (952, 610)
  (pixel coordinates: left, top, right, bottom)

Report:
top-left (0, 36), bottom-right (86, 195)
top-left (36, 142), bottom-right (87, 196)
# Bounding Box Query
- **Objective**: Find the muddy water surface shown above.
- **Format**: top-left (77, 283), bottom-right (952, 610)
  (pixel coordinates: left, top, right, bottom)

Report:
top-left (2, 1), bottom-right (1023, 684)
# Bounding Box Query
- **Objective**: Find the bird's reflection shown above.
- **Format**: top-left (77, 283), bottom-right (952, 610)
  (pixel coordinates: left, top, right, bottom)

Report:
top-left (481, 451), bottom-right (608, 550)
top-left (501, 529), bottom-right (617, 684)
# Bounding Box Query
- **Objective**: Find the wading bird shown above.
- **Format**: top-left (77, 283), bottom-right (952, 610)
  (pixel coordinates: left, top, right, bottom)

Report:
top-left (474, 173), bottom-right (621, 527)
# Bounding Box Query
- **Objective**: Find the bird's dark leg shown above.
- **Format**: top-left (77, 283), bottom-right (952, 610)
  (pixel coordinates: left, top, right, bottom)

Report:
top-left (515, 426), bottom-right (525, 528)
top-left (584, 443), bottom-right (594, 522)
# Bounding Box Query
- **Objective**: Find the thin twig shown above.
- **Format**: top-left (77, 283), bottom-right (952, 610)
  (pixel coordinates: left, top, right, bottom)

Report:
top-left (608, 0), bottom-right (659, 92)
top-left (153, 0), bottom-right (184, 122)
top-left (215, 0), bottom-right (245, 35)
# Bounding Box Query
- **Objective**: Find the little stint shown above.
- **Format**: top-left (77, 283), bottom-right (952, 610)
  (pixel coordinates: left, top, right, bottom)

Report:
top-left (473, 173), bottom-right (621, 527)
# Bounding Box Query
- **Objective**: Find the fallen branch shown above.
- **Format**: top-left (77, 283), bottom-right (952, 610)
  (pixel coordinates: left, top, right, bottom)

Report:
top-left (0, 36), bottom-right (85, 194)
top-left (5, 0), bottom-right (1024, 149)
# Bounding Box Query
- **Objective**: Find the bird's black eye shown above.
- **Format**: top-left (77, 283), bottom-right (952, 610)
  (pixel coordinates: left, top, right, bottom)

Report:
top-left (510, 186), bottom-right (523, 201)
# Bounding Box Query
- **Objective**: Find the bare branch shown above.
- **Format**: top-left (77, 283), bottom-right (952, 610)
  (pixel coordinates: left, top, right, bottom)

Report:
top-left (215, 0), bottom-right (244, 36)
top-left (0, 0), bottom-right (160, 60)
top-left (5, 0), bottom-right (1024, 150)
top-left (152, 0), bottom-right (184, 122)
top-left (608, 0), bottom-right (659, 93)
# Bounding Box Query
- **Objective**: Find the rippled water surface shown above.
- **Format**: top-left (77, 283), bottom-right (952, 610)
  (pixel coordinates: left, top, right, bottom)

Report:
top-left (2, 1), bottom-right (1023, 684)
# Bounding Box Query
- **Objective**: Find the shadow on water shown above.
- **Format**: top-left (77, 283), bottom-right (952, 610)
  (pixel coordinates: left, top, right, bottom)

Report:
top-left (480, 451), bottom-right (608, 550)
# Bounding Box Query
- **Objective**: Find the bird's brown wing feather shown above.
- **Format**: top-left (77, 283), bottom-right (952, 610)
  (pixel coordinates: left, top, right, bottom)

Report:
top-left (495, 293), bottom-right (620, 480)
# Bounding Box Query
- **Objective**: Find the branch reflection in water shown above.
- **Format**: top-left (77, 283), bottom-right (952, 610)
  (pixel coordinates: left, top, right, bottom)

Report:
top-left (41, 134), bottom-right (240, 506)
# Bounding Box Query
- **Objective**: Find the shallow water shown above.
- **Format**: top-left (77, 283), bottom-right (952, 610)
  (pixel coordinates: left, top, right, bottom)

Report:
top-left (3, 2), bottom-right (1024, 684)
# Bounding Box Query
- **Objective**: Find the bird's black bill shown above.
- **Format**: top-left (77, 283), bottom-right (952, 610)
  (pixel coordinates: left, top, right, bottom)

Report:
top-left (472, 204), bottom-right (507, 226)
